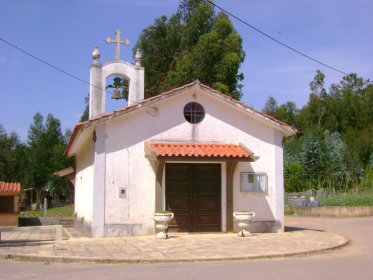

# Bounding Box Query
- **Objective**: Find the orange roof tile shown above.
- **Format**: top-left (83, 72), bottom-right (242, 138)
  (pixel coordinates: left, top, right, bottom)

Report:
top-left (148, 143), bottom-right (254, 159)
top-left (0, 181), bottom-right (21, 194)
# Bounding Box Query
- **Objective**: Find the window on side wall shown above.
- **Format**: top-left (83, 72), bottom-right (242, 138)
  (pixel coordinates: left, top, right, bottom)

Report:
top-left (240, 173), bottom-right (267, 193)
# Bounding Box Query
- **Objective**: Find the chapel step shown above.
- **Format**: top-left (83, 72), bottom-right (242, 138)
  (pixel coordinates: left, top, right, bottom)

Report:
top-left (59, 218), bottom-right (75, 228)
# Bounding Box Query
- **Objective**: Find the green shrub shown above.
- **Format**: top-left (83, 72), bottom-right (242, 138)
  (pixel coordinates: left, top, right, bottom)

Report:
top-left (284, 162), bottom-right (305, 192)
top-left (321, 193), bottom-right (373, 206)
top-left (284, 206), bottom-right (296, 215)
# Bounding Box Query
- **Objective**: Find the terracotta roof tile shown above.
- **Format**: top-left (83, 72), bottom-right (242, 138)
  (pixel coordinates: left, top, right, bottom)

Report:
top-left (0, 181), bottom-right (21, 194)
top-left (148, 143), bottom-right (254, 158)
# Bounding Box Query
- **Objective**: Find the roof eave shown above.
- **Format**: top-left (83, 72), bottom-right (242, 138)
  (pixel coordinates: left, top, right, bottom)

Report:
top-left (198, 84), bottom-right (298, 135)
top-left (154, 156), bottom-right (257, 162)
top-left (66, 81), bottom-right (298, 154)
top-left (65, 122), bottom-right (87, 157)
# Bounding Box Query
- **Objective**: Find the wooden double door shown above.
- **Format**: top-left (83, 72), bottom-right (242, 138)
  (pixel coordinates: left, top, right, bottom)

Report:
top-left (166, 163), bottom-right (221, 232)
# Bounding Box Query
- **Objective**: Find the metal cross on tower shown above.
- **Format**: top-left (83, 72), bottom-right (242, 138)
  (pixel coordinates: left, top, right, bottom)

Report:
top-left (105, 29), bottom-right (130, 61)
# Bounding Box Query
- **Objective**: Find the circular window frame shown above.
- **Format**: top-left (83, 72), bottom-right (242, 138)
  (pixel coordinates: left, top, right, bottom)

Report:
top-left (183, 102), bottom-right (205, 124)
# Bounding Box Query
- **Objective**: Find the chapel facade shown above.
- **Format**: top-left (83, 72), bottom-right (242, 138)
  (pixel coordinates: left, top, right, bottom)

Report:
top-left (66, 30), bottom-right (297, 237)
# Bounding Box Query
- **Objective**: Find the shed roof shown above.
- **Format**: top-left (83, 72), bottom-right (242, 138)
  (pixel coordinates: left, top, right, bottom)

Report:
top-left (0, 181), bottom-right (21, 195)
top-left (147, 143), bottom-right (254, 159)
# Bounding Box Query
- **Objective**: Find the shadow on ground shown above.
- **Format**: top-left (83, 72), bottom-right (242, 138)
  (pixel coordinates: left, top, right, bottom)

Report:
top-left (0, 240), bottom-right (54, 247)
top-left (285, 226), bottom-right (324, 232)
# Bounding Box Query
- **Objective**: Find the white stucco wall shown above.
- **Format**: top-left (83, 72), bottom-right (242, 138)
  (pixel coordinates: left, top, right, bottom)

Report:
top-left (104, 117), bottom-right (156, 234)
top-left (75, 86), bottom-right (286, 236)
top-left (74, 137), bottom-right (94, 225)
top-left (99, 87), bottom-right (283, 234)
top-left (152, 90), bottom-right (282, 231)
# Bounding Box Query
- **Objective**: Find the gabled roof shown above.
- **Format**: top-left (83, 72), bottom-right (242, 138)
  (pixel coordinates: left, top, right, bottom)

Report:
top-left (66, 81), bottom-right (297, 156)
top-left (0, 181), bottom-right (21, 195)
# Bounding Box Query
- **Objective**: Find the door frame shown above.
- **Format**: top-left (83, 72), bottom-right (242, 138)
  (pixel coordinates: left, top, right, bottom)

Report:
top-left (162, 161), bottom-right (227, 232)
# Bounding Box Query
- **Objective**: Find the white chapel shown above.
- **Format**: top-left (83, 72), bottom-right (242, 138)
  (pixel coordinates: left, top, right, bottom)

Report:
top-left (65, 29), bottom-right (297, 237)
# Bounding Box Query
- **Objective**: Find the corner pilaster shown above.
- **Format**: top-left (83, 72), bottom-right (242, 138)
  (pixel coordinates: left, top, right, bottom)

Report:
top-left (89, 62), bottom-right (104, 119)
top-left (274, 130), bottom-right (285, 232)
top-left (92, 125), bottom-right (106, 237)
top-left (226, 160), bottom-right (238, 232)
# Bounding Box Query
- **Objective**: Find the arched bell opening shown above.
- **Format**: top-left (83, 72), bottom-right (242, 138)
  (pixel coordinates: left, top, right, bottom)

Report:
top-left (88, 40), bottom-right (144, 119)
top-left (104, 74), bottom-right (130, 112)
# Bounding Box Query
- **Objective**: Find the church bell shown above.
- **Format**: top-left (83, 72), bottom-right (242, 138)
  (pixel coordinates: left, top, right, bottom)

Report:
top-left (111, 88), bottom-right (122, 100)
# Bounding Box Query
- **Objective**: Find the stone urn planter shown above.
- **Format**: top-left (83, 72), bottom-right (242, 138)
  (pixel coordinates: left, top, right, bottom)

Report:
top-left (233, 211), bottom-right (256, 237)
top-left (152, 211), bottom-right (174, 239)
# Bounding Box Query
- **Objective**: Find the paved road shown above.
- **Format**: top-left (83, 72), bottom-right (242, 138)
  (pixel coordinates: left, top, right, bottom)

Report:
top-left (1, 216), bottom-right (372, 280)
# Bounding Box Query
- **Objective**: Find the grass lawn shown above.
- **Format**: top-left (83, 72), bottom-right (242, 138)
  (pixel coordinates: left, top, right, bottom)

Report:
top-left (321, 194), bottom-right (373, 206)
top-left (21, 204), bottom-right (74, 217)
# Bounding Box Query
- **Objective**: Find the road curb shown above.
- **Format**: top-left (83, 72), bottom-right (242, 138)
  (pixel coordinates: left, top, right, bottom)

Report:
top-left (0, 237), bottom-right (350, 264)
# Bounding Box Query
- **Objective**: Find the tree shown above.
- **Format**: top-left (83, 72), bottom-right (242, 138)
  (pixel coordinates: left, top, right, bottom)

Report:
top-left (80, 94), bottom-right (89, 122)
top-left (263, 97), bottom-right (298, 126)
top-left (263, 70), bottom-right (372, 192)
top-left (24, 113), bottom-right (73, 208)
top-left (299, 132), bottom-right (325, 187)
top-left (340, 73), bottom-right (365, 93)
top-left (322, 131), bottom-right (347, 190)
top-left (309, 70), bottom-right (327, 96)
top-left (135, 0), bottom-right (245, 99)
top-left (298, 70), bottom-right (328, 130)
top-left (263, 96), bottom-right (278, 115)
top-left (0, 124), bottom-right (25, 182)
top-left (284, 162), bottom-right (304, 192)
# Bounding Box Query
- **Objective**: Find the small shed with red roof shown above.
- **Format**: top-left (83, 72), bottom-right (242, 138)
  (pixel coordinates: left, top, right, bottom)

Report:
top-left (0, 181), bottom-right (21, 226)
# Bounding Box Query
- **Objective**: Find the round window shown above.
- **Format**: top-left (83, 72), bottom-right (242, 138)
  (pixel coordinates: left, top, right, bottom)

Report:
top-left (183, 102), bottom-right (205, 124)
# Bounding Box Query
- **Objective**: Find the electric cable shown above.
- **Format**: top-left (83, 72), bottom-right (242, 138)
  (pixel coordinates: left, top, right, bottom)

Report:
top-left (203, 0), bottom-right (371, 82)
top-left (0, 37), bottom-right (137, 103)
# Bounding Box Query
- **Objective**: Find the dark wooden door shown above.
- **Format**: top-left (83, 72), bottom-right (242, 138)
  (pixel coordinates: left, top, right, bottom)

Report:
top-left (166, 163), bottom-right (221, 232)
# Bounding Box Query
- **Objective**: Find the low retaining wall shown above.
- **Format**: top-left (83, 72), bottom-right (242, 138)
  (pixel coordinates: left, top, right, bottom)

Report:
top-left (18, 217), bottom-right (72, 227)
top-left (0, 225), bottom-right (62, 241)
top-left (0, 213), bottom-right (19, 226)
top-left (287, 206), bottom-right (373, 217)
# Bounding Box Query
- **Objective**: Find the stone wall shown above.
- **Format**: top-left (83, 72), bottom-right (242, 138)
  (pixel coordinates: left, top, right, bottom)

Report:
top-left (286, 206), bottom-right (373, 217)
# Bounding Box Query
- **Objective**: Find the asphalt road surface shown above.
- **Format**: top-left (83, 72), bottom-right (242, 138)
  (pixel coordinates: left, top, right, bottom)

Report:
top-left (1, 216), bottom-right (372, 280)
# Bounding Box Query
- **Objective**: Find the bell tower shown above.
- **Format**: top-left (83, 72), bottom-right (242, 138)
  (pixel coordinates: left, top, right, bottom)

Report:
top-left (89, 29), bottom-right (144, 119)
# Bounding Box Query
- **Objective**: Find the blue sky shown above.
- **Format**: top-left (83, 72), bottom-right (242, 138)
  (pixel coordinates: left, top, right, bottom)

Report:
top-left (1, 0), bottom-right (372, 140)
